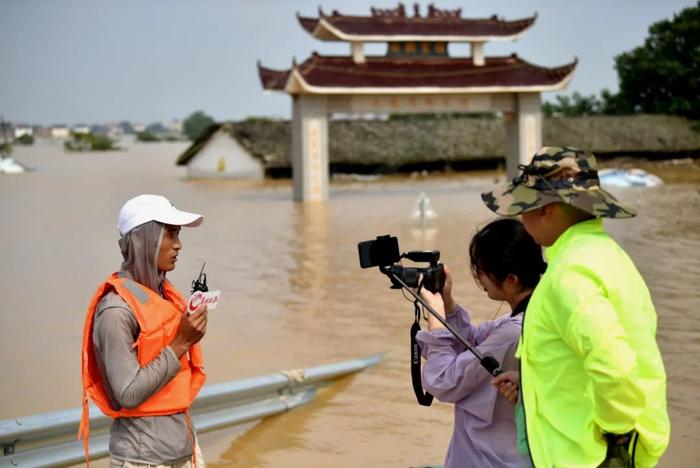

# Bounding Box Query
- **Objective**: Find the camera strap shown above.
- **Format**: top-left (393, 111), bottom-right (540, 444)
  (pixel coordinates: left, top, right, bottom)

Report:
top-left (410, 299), bottom-right (433, 407)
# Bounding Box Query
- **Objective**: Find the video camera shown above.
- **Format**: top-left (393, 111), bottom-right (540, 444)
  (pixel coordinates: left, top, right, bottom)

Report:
top-left (358, 235), bottom-right (445, 293)
top-left (358, 234), bottom-right (503, 407)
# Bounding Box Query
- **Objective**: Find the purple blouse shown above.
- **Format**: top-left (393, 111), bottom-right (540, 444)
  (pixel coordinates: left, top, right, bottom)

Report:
top-left (416, 305), bottom-right (529, 468)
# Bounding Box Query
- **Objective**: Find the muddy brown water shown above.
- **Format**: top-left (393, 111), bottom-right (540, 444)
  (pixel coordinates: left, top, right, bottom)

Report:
top-left (1, 141), bottom-right (699, 466)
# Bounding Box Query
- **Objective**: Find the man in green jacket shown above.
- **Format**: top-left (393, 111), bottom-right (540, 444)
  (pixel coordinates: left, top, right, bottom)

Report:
top-left (484, 147), bottom-right (669, 467)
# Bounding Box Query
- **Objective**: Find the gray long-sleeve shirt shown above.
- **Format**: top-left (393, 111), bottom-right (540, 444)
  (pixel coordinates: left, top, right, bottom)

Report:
top-left (93, 292), bottom-right (194, 464)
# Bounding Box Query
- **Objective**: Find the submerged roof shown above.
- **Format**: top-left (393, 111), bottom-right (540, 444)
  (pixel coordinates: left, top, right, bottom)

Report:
top-left (177, 123), bottom-right (227, 165)
top-left (297, 5), bottom-right (536, 42)
top-left (258, 53), bottom-right (577, 94)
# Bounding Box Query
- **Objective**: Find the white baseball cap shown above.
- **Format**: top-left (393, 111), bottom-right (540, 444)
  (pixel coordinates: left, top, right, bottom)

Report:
top-left (118, 194), bottom-right (203, 236)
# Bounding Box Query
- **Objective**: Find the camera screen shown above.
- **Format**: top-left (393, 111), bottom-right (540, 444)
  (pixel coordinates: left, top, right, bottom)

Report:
top-left (358, 235), bottom-right (400, 268)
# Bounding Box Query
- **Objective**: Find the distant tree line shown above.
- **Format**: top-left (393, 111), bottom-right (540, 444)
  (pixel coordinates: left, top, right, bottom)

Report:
top-left (64, 132), bottom-right (118, 152)
top-left (542, 92), bottom-right (620, 118)
top-left (544, 2), bottom-right (698, 119)
top-left (16, 134), bottom-right (34, 145)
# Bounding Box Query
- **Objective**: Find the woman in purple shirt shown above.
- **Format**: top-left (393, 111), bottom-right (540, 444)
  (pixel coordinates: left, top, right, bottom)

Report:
top-left (417, 218), bottom-right (545, 468)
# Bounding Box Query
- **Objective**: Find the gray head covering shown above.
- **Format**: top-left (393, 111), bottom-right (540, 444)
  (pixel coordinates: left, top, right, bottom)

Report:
top-left (118, 220), bottom-right (165, 293)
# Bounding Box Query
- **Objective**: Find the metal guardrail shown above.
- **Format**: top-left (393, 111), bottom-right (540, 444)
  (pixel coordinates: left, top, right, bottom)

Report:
top-left (0, 354), bottom-right (382, 467)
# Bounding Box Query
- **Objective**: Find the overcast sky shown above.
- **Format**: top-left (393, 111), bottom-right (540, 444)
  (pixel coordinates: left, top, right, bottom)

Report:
top-left (0, 0), bottom-right (695, 126)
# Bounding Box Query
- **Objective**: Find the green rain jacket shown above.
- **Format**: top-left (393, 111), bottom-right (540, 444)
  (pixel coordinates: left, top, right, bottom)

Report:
top-left (517, 219), bottom-right (669, 467)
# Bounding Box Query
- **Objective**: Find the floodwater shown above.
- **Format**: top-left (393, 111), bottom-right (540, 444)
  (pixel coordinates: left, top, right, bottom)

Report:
top-left (1, 140), bottom-right (699, 467)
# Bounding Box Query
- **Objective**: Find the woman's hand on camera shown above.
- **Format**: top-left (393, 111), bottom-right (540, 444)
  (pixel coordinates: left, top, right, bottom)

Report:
top-left (491, 370), bottom-right (520, 405)
top-left (441, 265), bottom-right (456, 316)
top-left (418, 284), bottom-right (446, 331)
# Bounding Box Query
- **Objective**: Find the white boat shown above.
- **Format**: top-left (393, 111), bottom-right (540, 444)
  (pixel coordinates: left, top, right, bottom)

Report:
top-left (0, 156), bottom-right (29, 174)
top-left (599, 168), bottom-right (663, 188)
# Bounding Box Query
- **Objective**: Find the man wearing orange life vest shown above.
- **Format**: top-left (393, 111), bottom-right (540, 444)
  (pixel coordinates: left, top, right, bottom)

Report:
top-left (80, 194), bottom-right (208, 467)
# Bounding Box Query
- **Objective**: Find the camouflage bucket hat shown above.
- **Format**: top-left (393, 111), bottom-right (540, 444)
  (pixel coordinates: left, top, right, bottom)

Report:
top-left (481, 146), bottom-right (637, 219)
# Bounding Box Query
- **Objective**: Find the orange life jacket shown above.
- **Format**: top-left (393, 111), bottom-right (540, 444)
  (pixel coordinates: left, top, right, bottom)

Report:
top-left (78, 273), bottom-right (206, 462)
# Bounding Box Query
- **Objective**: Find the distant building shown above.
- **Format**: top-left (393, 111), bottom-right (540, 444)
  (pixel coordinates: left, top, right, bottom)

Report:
top-left (72, 124), bottom-right (91, 135)
top-left (167, 119), bottom-right (184, 134)
top-left (176, 122), bottom-right (263, 179)
top-left (90, 124), bottom-right (108, 134)
top-left (34, 127), bottom-right (52, 139)
top-left (14, 125), bottom-right (33, 138)
top-left (118, 121), bottom-right (135, 134)
top-left (50, 126), bottom-right (70, 139)
top-left (104, 122), bottom-right (124, 138)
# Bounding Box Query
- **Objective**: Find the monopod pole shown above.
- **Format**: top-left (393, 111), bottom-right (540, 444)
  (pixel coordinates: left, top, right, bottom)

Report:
top-left (383, 269), bottom-right (503, 376)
